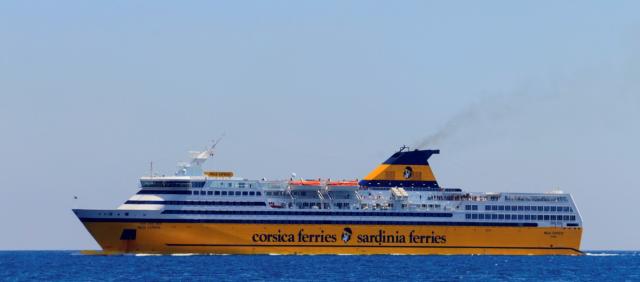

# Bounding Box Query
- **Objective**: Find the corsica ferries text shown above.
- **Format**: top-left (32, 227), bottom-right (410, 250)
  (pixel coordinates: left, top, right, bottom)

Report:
top-left (251, 228), bottom-right (447, 245)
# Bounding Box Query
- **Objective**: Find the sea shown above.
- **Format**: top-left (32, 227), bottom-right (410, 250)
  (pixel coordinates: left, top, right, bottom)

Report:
top-left (0, 251), bottom-right (638, 281)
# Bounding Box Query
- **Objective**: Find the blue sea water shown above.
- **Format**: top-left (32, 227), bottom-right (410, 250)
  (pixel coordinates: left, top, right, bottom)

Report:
top-left (0, 251), bottom-right (639, 281)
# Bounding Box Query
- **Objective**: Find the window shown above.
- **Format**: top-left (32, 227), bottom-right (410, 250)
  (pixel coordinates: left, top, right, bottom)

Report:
top-left (498, 214), bottom-right (504, 220)
top-left (505, 206), bottom-right (511, 211)
top-left (472, 205), bottom-right (478, 210)
top-left (191, 191), bottom-right (197, 195)
top-left (466, 214), bottom-right (471, 219)
top-left (491, 214), bottom-right (497, 220)
top-left (505, 214), bottom-right (511, 220)
top-left (249, 191), bottom-right (255, 196)
top-left (511, 206), bottom-right (517, 211)
top-left (235, 191), bottom-right (241, 196)
top-left (544, 215), bottom-right (550, 220)
top-left (228, 183), bottom-right (233, 187)
top-left (479, 214), bottom-right (485, 219)
top-left (221, 191), bottom-right (228, 196)
top-left (242, 191), bottom-right (248, 196)
top-left (518, 215), bottom-right (524, 220)
top-left (538, 215), bottom-right (543, 220)
top-left (256, 192), bottom-right (262, 196)
top-left (518, 206), bottom-right (524, 211)
top-left (550, 206), bottom-right (557, 212)
top-left (551, 215), bottom-right (557, 221)
top-left (214, 191), bottom-right (220, 195)
top-left (465, 205), bottom-right (471, 210)
top-left (524, 215), bottom-right (530, 220)
top-left (472, 214), bottom-right (478, 219)
top-left (524, 206), bottom-right (530, 211)
top-left (207, 191), bottom-right (213, 196)
top-left (238, 183), bottom-right (246, 188)
top-left (498, 205), bottom-right (504, 211)
top-left (544, 206), bottom-right (550, 212)
top-left (485, 206), bottom-right (491, 211)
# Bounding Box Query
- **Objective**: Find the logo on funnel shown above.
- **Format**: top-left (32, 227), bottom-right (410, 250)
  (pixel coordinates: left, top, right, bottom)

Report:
top-left (403, 166), bottom-right (413, 179)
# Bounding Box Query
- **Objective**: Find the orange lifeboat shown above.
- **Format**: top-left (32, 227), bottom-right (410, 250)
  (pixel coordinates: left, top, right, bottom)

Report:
top-left (289, 180), bottom-right (322, 186)
top-left (327, 180), bottom-right (359, 191)
top-left (289, 179), bottom-right (324, 191)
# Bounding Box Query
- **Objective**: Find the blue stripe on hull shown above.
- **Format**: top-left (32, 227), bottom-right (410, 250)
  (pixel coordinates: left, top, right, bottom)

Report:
top-left (78, 217), bottom-right (538, 227)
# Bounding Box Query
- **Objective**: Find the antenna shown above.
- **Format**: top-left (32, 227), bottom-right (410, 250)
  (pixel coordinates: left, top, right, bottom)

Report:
top-left (207, 133), bottom-right (226, 157)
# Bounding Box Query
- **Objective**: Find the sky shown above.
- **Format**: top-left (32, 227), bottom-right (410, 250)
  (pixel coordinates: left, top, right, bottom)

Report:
top-left (0, 1), bottom-right (639, 250)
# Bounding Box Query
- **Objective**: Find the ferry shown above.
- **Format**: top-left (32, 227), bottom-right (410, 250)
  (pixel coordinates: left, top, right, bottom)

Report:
top-left (73, 144), bottom-right (583, 255)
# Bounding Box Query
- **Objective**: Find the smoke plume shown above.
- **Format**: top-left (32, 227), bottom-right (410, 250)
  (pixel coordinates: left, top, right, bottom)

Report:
top-left (414, 93), bottom-right (534, 149)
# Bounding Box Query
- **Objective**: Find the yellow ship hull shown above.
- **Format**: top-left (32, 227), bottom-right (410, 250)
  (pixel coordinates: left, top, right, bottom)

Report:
top-left (80, 221), bottom-right (583, 255)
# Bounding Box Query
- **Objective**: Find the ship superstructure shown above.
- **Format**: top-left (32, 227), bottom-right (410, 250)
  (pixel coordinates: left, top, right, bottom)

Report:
top-left (74, 145), bottom-right (583, 255)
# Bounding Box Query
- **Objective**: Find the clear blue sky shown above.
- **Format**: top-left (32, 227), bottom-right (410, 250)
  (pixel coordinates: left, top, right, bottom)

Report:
top-left (1, 1), bottom-right (639, 250)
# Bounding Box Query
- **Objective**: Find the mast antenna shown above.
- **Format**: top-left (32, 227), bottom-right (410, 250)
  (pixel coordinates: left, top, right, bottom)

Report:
top-left (209, 133), bottom-right (226, 156)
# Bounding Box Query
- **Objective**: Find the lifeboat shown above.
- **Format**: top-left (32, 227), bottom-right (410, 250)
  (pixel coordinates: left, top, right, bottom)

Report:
top-left (327, 180), bottom-right (359, 191)
top-left (268, 202), bottom-right (285, 208)
top-left (289, 179), bottom-right (324, 191)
